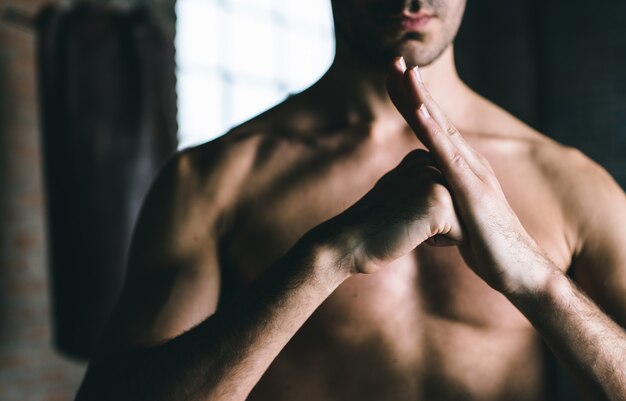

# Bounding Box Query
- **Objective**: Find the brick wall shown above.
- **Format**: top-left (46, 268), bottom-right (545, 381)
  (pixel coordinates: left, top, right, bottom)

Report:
top-left (0, 0), bottom-right (176, 398)
top-left (0, 0), bottom-right (87, 399)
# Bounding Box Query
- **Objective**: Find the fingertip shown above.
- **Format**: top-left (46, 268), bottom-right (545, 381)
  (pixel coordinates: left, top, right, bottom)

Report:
top-left (387, 57), bottom-right (413, 117)
top-left (403, 65), bottom-right (418, 83)
top-left (398, 56), bottom-right (407, 71)
top-left (403, 67), bottom-right (422, 106)
top-left (390, 56), bottom-right (407, 72)
top-left (411, 65), bottom-right (424, 83)
top-left (418, 104), bottom-right (431, 120)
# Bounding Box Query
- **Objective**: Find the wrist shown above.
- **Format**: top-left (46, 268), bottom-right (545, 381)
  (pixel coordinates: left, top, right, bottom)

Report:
top-left (503, 263), bottom-right (574, 332)
top-left (299, 225), bottom-right (358, 284)
top-left (502, 251), bottom-right (566, 304)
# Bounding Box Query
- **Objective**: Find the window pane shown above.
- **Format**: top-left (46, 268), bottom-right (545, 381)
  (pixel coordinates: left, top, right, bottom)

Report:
top-left (284, 30), bottom-right (334, 92)
top-left (223, 9), bottom-right (280, 79)
top-left (175, 0), bottom-right (220, 70)
top-left (177, 71), bottom-right (223, 148)
top-left (229, 80), bottom-right (285, 126)
top-left (176, 0), bottom-right (335, 148)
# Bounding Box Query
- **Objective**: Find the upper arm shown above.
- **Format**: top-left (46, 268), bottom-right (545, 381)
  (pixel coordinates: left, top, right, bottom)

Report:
top-left (565, 150), bottom-right (626, 328)
top-left (97, 147), bottom-right (226, 355)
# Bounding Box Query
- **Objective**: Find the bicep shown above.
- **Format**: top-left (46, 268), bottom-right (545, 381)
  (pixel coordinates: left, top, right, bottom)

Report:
top-left (105, 248), bottom-right (221, 350)
top-left (570, 172), bottom-right (626, 328)
top-left (95, 151), bottom-right (222, 355)
top-left (573, 237), bottom-right (626, 328)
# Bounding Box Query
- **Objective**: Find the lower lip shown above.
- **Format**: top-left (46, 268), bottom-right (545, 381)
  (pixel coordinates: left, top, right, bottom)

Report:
top-left (401, 16), bottom-right (432, 30)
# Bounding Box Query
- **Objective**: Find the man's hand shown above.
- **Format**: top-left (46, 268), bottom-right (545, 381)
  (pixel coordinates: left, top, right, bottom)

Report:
top-left (386, 57), bottom-right (559, 296)
top-left (317, 148), bottom-right (463, 275)
top-left (388, 58), bottom-right (626, 399)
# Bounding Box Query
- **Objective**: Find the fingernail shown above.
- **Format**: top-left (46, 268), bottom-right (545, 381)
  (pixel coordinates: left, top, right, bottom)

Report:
top-left (398, 56), bottom-right (406, 70)
top-left (393, 56), bottom-right (406, 71)
top-left (412, 65), bottom-right (423, 83)
top-left (419, 104), bottom-right (431, 119)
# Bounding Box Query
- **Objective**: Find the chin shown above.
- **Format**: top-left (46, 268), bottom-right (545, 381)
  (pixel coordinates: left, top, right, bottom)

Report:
top-left (337, 24), bottom-right (450, 70)
top-left (381, 46), bottom-right (434, 69)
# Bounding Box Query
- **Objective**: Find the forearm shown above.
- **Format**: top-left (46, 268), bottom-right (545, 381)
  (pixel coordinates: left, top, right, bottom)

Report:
top-left (507, 266), bottom-right (626, 401)
top-left (76, 232), bottom-right (351, 401)
top-left (384, 54), bottom-right (626, 400)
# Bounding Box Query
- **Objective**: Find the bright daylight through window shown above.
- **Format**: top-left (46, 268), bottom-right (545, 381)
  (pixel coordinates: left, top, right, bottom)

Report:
top-left (175, 0), bottom-right (335, 149)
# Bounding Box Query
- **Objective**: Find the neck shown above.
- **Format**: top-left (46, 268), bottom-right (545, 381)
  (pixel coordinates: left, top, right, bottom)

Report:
top-left (311, 40), bottom-right (474, 130)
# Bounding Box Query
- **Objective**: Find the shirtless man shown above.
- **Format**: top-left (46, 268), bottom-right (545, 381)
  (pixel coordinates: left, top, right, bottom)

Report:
top-left (75, 0), bottom-right (626, 400)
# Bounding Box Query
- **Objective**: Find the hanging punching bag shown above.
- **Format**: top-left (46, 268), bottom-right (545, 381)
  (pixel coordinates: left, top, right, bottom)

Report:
top-left (36, 3), bottom-right (178, 360)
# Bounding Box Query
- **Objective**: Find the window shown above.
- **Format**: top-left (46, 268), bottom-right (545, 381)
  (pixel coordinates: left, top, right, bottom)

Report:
top-left (175, 0), bottom-right (335, 149)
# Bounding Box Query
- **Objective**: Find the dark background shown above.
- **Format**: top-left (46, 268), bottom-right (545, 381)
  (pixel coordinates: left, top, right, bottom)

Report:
top-left (456, 0), bottom-right (626, 187)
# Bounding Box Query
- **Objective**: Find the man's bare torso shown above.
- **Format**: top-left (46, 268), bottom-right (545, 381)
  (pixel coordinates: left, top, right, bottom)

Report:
top-left (185, 89), bottom-right (578, 401)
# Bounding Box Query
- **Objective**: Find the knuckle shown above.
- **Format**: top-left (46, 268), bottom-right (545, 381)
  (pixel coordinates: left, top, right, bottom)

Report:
top-left (375, 170), bottom-right (395, 187)
top-left (485, 161), bottom-right (497, 176)
top-left (429, 183), bottom-right (453, 208)
top-left (413, 148), bottom-right (431, 158)
top-left (450, 151), bottom-right (465, 167)
top-left (446, 125), bottom-right (458, 136)
top-left (473, 186), bottom-right (495, 205)
top-left (407, 148), bottom-right (428, 160)
top-left (484, 172), bottom-right (500, 188)
top-left (478, 153), bottom-right (494, 170)
top-left (416, 165), bottom-right (443, 185)
top-left (400, 149), bottom-right (433, 169)
top-left (412, 150), bottom-right (433, 166)
top-left (431, 124), bottom-right (444, 136)
top-left (400, 149), bottom-right (422, 165)
top-left (428, 183), bottom-right (455, 232)
top-left (398, 154), bottom-right (413, 166)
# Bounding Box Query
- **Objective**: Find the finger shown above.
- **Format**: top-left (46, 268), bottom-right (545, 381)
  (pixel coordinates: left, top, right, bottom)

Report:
top-left (376, 148), bottom-right (434, 187)
top-left (413, 102), bottom-right (479, 195)
top-left (403, 66), bottom-right (488, 177)
top-left (400, 148), bottom-right (435, 167)
top-left (386, 57), bottom-right (411, 118)
top-left (386, 61), bottom-right (482, 195)
top-left (387, 149), bottom-right (442, 184)
top-left (387, 62), bottom-right (463, 163)
top-left (387, 75), bottom-right (457, 176)
top-left (403, 67), bottom-right (450, 134)
top-left (387, 57), bottom-right (428, 133)
top-left (386, 61), bottom-right (448, 160)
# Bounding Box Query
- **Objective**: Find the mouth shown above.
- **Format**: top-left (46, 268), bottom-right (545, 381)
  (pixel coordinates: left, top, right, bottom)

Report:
top-left (377, 12), bottom-right (434, 31)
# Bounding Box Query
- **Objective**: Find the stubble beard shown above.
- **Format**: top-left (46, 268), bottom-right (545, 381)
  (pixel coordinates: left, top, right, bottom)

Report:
top-left (334, 21), bottom-right (454, 73)
top-left (332, 0), bottom-right (465, 71)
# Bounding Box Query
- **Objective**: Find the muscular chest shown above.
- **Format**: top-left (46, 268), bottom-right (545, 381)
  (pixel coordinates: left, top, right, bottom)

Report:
top-left (221, 145), bottom-right (573, 331)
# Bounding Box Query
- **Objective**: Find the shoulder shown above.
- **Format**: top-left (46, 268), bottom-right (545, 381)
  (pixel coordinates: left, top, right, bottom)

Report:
top-left (177, 129), bottom-right (264, 208)
top-left (100, 132), bottom-right (271, 349)
top-left (179, 89), bottom-right (321, 180)
top-left (473, 94), bottom-right (622, 214)
top-left (529, 134), bottom-right (625, 241)
top-left (129, 127), bottom-right (267, 258)
top-left (473, 95), bottom-right (625, 247)
top-left (178, 98), bottom-right (332, 198)
top-left (169, 113), bottom-right (316, 223)
top-left (536, 148), bottom-right (626, 292)
top-left (511, 124), bottom-right (626, 327)
top-left (493, 113), bottom-right (626, 258)
top-left (149, 135), bottom-right (252, 216)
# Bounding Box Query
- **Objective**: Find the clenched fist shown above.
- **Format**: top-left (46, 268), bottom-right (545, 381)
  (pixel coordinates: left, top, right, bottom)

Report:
top-left (386, 56), bottom-right (556, 295)
top-left (316, 148), bottom-right (463, 275)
